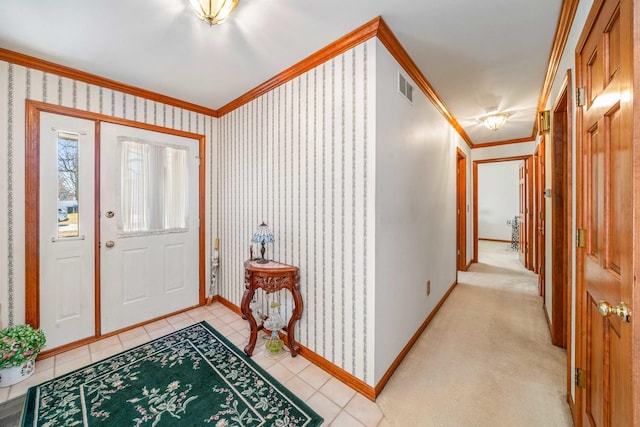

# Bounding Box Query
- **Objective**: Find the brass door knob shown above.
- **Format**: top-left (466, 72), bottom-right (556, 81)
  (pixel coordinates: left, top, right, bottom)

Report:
top-left (105, 240), bottom-right (115, 248)
top-left (597, 301), bottom-right (631, 323)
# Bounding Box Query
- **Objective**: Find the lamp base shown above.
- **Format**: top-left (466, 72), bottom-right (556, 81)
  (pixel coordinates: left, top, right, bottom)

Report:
top-left (256, 243), bottom-right (268, 264)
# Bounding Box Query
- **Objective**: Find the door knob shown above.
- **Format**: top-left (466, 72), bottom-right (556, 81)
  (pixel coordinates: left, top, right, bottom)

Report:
top-left (105, 240), bottom-right (115, 248)
top-left (597, 301), bottom-right (631, 323)
top-left (105, 211), bottom-right (115, 218)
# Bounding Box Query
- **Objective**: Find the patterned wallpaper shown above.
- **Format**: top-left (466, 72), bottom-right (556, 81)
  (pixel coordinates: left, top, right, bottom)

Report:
top-left (217, 40), bottom-right (376, 385)
top-left (0, 61), bottom-right (217, 328)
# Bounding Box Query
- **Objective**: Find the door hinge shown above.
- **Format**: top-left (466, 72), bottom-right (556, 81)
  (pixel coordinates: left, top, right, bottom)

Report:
top-left (576, 229), bottom-right (586, 248)
top-left (457, 250), bottom-right (460, 256)
top-left (575, 368), bottom-right (585, 388)
top-left (576, 87), bottom-right (586, 107)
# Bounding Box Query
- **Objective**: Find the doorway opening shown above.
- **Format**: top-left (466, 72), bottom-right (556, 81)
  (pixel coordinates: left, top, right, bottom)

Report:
top-left (456, 148), bottom-right (467, 271)
top-left (473, 155), bottom-right (532, 266)
top-left (549, 71), bottom-right (572, 350)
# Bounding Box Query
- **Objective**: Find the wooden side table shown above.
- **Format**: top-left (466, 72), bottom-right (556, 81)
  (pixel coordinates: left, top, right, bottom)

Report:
top-left (241, 260), bottom-right (303, 357)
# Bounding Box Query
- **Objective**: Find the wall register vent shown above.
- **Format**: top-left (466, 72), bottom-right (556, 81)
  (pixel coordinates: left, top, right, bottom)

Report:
top-left (398, 72), bottom-right (413, 104)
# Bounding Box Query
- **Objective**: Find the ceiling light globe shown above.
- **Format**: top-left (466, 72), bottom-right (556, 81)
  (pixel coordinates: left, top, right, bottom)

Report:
top-left (189, 0), bottom-right (239, 26)
top-left (481, 113), bottom-right (509, 131)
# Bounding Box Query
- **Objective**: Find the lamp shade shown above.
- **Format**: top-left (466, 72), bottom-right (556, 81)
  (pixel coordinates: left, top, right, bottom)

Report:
top-left (251, 222), bottom-right (274, 244)
top-left (189, 0), bottom-right (239, 25)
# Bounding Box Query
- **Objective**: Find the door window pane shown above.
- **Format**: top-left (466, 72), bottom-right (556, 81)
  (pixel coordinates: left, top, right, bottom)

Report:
top-left (119, 138), bottom-right (189, 234)
top-left (57, 131), bottom-right (80, 239)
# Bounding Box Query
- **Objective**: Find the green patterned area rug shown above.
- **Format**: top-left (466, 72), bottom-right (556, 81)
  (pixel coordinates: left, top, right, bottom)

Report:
top-left (22, 321), bottom-right (323, 426)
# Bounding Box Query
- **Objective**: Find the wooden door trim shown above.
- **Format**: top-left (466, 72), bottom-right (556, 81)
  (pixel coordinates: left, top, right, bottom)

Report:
top-left (524, 157), bottom-right (535, 270)
top-left (550, 71), bottom-right (573, 404)
top-left (472, 155), bottom-right (531, 265)
top-left (456, 148), bottom-right (467, 271)
top-left (534, 137), bottom-right (546, 299)
top-left (549, 71), bottom-right (572, 351)
top-left (25, 100), bottom-right (208, 334)
top-left (94, 121), bottom-right (102, 337)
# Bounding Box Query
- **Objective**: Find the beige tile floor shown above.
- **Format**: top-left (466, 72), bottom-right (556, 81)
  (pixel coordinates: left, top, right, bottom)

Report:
top-left (0, 303), bottom-right (387, 426)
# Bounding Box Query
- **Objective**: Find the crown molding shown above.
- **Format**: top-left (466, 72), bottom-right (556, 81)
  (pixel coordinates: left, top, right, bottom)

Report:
top-left (217, 16), bottom-right (473, 148)
top-left (0, 48), bottom-right (219, 118)
top-left (375, 19), bottom-right (473, 148)
top-left (3, 16), bottom-right (524, 149)
top-left (472, 136), bottom-right (536, 149)
top-left (535, 0), bottom-right (580, 129)
top-left (216, 16), bottom-right (383, 116)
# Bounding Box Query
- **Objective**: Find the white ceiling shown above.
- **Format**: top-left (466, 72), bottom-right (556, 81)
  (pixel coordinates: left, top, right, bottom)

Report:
top-left (0, 0), bottom-right (563, 145)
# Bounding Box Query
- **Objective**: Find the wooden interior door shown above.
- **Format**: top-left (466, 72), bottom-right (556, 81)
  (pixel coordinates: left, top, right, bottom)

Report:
top-left (456, 149), bottom-right (467, 271)
top-left (577, 0), bottom-right (634, 424)
top-left (519, 162), bottom-right (526, 265)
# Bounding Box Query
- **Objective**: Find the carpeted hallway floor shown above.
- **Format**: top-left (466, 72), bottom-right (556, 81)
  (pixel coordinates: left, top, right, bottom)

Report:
top-left (377, 240), bottom-right (574, 427)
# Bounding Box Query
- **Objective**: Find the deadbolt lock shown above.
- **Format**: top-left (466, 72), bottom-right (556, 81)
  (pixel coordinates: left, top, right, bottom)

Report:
top-left (105, 211), bottom-right (115, 218)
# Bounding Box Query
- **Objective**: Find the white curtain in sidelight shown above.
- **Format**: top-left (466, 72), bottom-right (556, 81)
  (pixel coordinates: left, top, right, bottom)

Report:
top-left (163, 146), bottom-right (188, 229)
top-left (119, 139), bottom-right (188, 234)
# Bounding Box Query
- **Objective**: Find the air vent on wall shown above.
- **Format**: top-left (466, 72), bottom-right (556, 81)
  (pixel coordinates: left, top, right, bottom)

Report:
top-left (398, 72), bottom-right (413, 104)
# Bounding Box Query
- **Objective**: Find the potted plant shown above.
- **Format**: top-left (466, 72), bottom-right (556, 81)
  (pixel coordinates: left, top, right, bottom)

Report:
top-left (0, 324), bottom-right (46, 387)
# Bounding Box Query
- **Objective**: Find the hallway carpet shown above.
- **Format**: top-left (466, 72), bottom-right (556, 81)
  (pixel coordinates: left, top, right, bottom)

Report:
top-left (377, 241), bottom-right (574, 427)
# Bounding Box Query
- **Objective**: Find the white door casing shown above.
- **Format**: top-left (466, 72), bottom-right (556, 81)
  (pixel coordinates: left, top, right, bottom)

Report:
top-left (39, 113), bottom-right (96, 349)
top-left (99, 123), bottom-right (200, 334)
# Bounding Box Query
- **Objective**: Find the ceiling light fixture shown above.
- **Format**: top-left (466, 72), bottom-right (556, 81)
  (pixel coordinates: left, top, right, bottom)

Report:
top-left (189, 0), bottom-right (239, 26)
top-left (480, 113), bottom-right (510, 131)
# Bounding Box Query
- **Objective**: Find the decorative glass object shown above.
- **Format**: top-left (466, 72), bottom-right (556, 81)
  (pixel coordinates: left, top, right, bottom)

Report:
top-left (249, 298), bottom-right (262, 324)
top-left (264, 301), bottom-right (285, 356)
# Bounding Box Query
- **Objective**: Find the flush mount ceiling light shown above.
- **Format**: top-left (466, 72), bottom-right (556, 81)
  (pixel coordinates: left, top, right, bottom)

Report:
top-left (480, 112), bottom-right (510, 131)
top-left (189, 0), bottom-right (239, 26)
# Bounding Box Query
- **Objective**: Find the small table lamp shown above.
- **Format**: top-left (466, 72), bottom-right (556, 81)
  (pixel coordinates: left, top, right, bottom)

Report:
top-left (251, 222), bottom-right (274, 264)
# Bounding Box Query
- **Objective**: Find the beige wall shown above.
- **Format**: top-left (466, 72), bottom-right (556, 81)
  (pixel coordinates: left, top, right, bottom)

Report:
top-left (374, 39), bottom-right (461, 383)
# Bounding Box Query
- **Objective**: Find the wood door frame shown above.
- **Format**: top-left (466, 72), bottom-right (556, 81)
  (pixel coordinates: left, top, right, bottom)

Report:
top-left (549, 71), bottom-right (573, 353)
top-left (534, 136), bottom-right (546, 299)
top-left (472, 155), bottom-right (531, 264)
top-left (456, 148), bottom-right (468, 271)
top-left (524, 157), bottom-right (535, 270)
top-left (25, 100), bottom-right (207, 347)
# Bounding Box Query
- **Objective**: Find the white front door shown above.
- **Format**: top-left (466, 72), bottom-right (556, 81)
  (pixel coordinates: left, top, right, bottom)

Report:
top-left (99, 123), bottom-right (200, 334)
top-left (39, 113), bottom-right (96, 349)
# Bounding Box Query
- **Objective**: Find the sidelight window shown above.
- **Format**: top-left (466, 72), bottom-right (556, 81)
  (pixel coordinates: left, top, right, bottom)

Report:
top-left (57, 131), bottom-right (80, 239)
